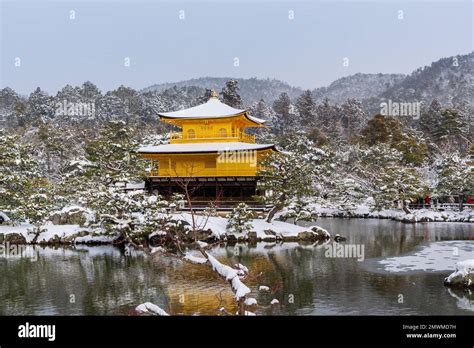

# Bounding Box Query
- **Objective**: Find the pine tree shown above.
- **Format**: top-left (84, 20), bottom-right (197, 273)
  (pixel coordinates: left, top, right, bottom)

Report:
top-left (280, 198), bottom-right (315, 224)
top-left (314, 98), bottom-right (343, 139)
top-left (340, 98), bottom-right (366, 140)
top-left (258, 151), bottom-right (313, 222)
top-left (272, 92), bottom-right (296, 132)
top-left (196, 89), bottom-right (213, 104)
top-left (372, 165), bottom-right (427, 213)
top-left (249, 99), bottom-right (273, 120)
top-left (361, 114), bottom-right (428, 165)
top-left (98, 93), bottom-right (128, 122)
top-left (296, 90), bottom-right (315, 126)
top-left (79, 81), bottom-right (102, 101)
top-left (226, 202), bottom-right (254, 234)
top-left (436, 153), bottom-right (472, 210)
top-left (36, 122), bottom-right (66, 175)
top-left (84, 120), bottom-right (144, 185)
top-left (435, 108), bottom-right (468, 152)
top-left (27, 87), bottom-right (55, 124)
top-left (221, 80), bottom-right (242, 108)
top-left (0, 130), bottom-right (54, 223)
top-left (420, 99), bottom-right (442, 140)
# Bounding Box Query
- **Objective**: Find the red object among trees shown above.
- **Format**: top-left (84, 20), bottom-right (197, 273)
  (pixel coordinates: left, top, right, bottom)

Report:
top-left (424, 195), bottom-right (431, 206)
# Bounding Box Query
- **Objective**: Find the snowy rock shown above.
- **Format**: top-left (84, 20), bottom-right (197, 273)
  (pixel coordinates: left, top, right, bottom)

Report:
top-left (150, 246), bottom-right (165, 254)
top-left (310, 226), bottom-right (331, 239)
top-left (259, 285), bottom-right (270, 291)
top-left (270, 299), bottom-right (279, 305)
top-left (247, 231), bottom-right (258, 242)
top-left (4, 233), bottom-right (27, 244)
top-left (236, 310), bottom-right (256, 316)
top-left (49, 206), bottom-right (93, 226)
top-left (244, 298), bottom-right (258, 306)
top-left (444, 260), bottom-right (474, 289)
top-left (0, 211), bottom-right (10, 224)
top-left (135, 302), bottom-right (169, 316)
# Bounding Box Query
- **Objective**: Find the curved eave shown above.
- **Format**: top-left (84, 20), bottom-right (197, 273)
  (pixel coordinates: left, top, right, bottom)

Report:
top-left (158, 112), bottom-right (265, 127)
top-left (138, 144), bottom-right (277, 155)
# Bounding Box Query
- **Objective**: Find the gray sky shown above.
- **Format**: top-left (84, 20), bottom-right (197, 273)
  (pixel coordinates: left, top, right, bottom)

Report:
top-left (1, 0), bottom-right (472, 95)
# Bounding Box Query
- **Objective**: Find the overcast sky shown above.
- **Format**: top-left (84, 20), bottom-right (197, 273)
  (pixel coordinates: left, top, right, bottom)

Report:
top-left (0, 0), bottom-right (472, 95)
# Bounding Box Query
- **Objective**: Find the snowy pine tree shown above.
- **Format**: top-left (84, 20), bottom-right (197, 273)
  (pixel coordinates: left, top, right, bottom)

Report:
top-left (226, 203), bottom-right (254, 234)
top-left (372, 165), bottom-right (427, 213)
top-left (435, 152), bottom-right (472, 210)
top-left (258, 151), bottom-right (313, 222)
top-left (221, 80), bottom-right (242, 108)
top-left (296, 90), bottom-right (315, 126)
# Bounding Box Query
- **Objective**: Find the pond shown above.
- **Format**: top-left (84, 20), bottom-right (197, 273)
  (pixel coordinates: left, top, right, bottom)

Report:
top-left (0, 218), bottom-right (473, 315)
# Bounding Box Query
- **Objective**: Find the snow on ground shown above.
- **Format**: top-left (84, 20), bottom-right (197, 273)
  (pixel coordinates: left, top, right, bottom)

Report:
top-left (378, 241), bottom-right (474, 273)
top-left (172, 213), bottom-right (329, 239)
top-left (310, 203), bottom-right (474, 223)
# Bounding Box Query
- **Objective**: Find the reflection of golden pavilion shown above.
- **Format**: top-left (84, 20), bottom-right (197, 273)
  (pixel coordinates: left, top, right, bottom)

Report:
top-left (138, 91), bottom-right (275, 204)
top-left (162, 254), bottom-right (274, 315)
top-left (165, 262), bottom-right (237, 315)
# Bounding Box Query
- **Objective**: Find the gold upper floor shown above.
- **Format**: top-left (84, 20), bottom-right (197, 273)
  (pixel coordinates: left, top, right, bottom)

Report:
top-left (166, 116), bottom-right (258, 144)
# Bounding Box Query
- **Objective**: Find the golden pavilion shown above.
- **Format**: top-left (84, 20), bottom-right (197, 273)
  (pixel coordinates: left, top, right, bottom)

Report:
top-left (138, 91), bottom-right (276, 204)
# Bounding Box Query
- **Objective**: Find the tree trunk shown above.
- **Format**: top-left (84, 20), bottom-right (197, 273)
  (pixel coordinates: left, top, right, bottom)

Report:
top-left (402, 200), bottom-right (411, 214)
top-left (459, 194), bottom-right (464, 212)
top-left (266, 205), bottom-right (280, 223)
top-left (237, 297), bottom-right (246, 316)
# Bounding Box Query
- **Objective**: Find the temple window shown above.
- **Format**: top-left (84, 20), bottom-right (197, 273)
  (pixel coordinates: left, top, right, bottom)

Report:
top-left (218, 128), bottom-right (227, 137)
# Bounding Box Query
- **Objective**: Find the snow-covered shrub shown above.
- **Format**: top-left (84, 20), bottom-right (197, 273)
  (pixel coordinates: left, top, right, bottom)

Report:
top-left (280, 199), bottom-right (316, 224)
top-left (226, 203), bottom-right (254, 234)
top-left (169, 193), bottom-right (185, 212)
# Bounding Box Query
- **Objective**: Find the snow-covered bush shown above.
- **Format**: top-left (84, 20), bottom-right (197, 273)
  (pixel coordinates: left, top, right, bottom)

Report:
top-left (226, 203), bottom-right (254, 234)
top-left (280, 199), bottom-right (316, 224)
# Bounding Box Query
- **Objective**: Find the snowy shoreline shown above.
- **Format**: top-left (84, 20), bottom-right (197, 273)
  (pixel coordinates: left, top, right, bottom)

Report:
top-left (1, 203), bottom-right (472, 247)
top-left (309, 204), bottom-right (474, 223)
top-left (0, 213), bottom-right (331, 245)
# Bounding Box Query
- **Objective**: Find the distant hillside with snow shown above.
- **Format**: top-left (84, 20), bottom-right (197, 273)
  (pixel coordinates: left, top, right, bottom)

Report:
top-left (312, 73), bottom-right (406, 104)
top-left (143, 77), bottom-right (303, 105)
top-left (142, 52), bottom-right (473, 112)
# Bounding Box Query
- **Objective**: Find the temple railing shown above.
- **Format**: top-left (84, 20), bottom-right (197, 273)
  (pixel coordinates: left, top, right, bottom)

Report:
top-left (169, 131), bottom-right (255, 144)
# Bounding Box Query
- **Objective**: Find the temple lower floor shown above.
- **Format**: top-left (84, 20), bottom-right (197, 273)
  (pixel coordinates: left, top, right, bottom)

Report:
top-left (145, 176), bottom-right (262, 205)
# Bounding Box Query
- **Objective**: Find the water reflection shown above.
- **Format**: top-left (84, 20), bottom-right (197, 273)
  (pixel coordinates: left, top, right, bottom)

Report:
top-left (0, 219), bottom-right (472, 315)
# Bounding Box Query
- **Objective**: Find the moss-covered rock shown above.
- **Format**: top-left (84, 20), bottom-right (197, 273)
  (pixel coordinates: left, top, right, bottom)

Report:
top-left (4, 233), bottom-right (27, 244)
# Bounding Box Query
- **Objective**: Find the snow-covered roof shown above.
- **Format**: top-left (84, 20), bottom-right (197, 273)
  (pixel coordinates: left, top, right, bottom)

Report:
top-left (138, 142), bottom-right (276, 154)
top-left (158, 97), bottom-right (265, 124)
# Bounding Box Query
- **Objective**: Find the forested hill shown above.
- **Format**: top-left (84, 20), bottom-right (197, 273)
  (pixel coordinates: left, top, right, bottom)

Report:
top-left (143, 77), bottom-right (303, 105)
